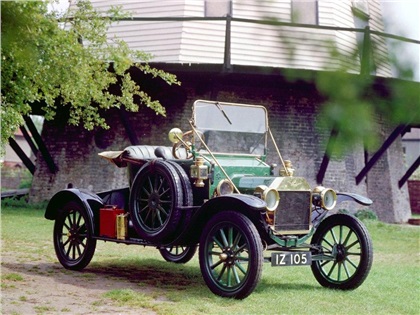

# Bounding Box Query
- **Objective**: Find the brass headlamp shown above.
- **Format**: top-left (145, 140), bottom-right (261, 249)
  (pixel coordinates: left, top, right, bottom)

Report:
top-left (254, 185), bottom-right (280, 211)
top-left (214, 179), bottom-right (235, 196)
top-left (312, 186), bottom-right (337, 210)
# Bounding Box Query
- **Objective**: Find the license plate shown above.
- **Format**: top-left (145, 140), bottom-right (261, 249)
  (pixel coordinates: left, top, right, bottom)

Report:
top-left (271, 252), bottom-right (312, 266)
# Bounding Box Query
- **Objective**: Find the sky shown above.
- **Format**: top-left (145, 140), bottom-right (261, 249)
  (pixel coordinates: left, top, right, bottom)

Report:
top-left (380, 0), bottom-right (420, 80)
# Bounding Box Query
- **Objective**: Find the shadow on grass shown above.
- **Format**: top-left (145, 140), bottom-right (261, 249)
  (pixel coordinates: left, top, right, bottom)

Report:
top-left (2, 258), bottom-right (207, 297)
top-left (2, 256), bottom-right (320, 299)
top-left (89, 258), bottom-right (204, 290)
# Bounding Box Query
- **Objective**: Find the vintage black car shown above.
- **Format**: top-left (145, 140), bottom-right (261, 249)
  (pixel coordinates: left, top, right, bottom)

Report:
top-left (45, 100), bottom-right (373, 299)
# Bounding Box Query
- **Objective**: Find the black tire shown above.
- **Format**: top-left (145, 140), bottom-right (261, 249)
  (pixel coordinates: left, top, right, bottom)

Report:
top-left (311, 214), bottom-right (373, 290)
top-left (159, 245), bottom-right (197, 263)
top-left (199, 211), bottom-right (264, 299)
top-left (129, 160), bottom-right (183, 242)
top-left (167, 161), bottom-right (193, 229)
top-left (53, 201), bottom-right (96, 270)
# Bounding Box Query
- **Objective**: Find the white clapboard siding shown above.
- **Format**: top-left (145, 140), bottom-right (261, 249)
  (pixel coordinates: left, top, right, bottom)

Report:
top-left (106, 21), bottom-right (184, 62)
top-left (89, 0), bottom-right (193, 16)
top-left (80, 0), bottom-right (392, 76)
top-left (179, 20), bottom-right (226, 63)
top-left (233, 0), bottom-right (291, 21)
top-left (366, 1), bottom-right (392, 76)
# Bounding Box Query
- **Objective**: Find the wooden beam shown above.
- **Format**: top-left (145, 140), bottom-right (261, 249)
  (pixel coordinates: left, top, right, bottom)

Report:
top-left (316, 127), bottom-right (339, 184)
top-left (356, 125), bottom-right (408, 185)
top-left (399, 156), bottom-right (420, 188)
top-left (23, 116), bottom-right (58, 173)
top-left (20, 125), bottom-right (38, 157)
top-left (8, 138), bottom-right (36, 175)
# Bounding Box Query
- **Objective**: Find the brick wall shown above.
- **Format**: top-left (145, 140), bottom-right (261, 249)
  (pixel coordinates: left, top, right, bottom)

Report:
top-left (408, 180), bottom-right (420, 214)
top-left (29, 67), bottom-right (412, 222)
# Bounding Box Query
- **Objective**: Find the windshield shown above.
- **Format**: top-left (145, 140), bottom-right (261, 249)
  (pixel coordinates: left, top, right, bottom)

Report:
top-left (192, 100), bottom-right (268, 155)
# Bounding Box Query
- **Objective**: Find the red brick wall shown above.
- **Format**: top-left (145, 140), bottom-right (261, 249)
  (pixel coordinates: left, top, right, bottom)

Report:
top-left (29, 67), bottom-right (412, 222)
top-left (408, 180), bottom-right (420, 214)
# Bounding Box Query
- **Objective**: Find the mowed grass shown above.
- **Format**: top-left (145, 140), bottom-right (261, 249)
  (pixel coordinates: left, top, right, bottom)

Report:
top-left (1, 204), bottom-right (419, 315)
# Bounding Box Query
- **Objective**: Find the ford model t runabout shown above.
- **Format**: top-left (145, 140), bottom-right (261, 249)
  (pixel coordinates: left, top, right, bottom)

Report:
top-left (45, 100), bottom-right (373, 299)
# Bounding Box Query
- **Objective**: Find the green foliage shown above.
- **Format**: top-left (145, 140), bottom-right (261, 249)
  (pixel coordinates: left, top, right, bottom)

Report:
top-left (278, 14), bottom-right (420, 156)
top-left (18, 176), bottom-right (33, 189)
top-left (1, 197), bottom-right (47, 209)
top-left (1, 0), bottom-right (180, 151)
top-left (314, 50), bottom-right (420, 156)
top-left (355, 208), bottom-right (379, 221)
top-left (337, 208), bottom-right (378, 221)
top-left (337, 208), bottom-right (351, 215)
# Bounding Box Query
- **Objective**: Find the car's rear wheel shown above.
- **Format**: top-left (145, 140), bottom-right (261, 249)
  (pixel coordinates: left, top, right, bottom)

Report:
top-left (159, 245), bottom-right (197, 263)
top-left (129, 160), bottom-right (183, 242)
top-left (311, 214), bottom-right (373, 290)
top-left (53, 201), bottom-right (96, 270)
top-left (199, 211), bottom-right (263, 299)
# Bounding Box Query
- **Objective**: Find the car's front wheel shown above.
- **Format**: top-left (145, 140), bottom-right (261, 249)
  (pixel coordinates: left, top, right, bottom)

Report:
top-left (311, 214), bottom-right (373, 290)
top-left (199, 211), bottom-right (264, 299)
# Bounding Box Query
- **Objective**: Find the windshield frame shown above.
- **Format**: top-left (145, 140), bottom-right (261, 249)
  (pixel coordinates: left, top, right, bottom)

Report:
top-left (191, 100), bottom-right (269, 157)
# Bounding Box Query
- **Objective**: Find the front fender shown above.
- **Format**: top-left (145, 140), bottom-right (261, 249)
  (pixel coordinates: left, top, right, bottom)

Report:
top-left (45, 189), bottom-right (103, 234)
top-left (337, 192), bottom-right (373, 206)
top-left (199, 194), bottom-right (267, 214)
top-left (178, 194), bottom-right (267, 245)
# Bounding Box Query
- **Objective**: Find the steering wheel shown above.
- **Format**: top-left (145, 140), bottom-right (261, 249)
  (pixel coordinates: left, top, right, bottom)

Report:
top-left (172, 130), bottom-right (204, 159)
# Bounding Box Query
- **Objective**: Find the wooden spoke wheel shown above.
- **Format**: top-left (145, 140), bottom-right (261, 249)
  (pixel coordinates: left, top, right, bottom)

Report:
top-left (311, 214), bottom-right (373, 290)
top-left (159, 245), bottom-right (197, 264)
top-left (129, 160), bottom-right (183, 242)
top-left (199, 211), bottom-right (263, 299)
top-left (53, 201), bottom-right (96, 270)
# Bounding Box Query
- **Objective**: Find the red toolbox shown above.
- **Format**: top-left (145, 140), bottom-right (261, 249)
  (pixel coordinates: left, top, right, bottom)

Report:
top-left (100, 206), bottom-right (125, 238)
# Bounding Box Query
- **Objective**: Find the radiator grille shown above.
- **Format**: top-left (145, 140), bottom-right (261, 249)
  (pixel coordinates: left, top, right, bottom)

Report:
top-left (274, 191), bottom-right (311, 233)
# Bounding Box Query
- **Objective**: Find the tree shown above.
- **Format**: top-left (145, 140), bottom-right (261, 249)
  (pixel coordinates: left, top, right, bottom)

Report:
top-left (1, 0), bottom-right (179, 152)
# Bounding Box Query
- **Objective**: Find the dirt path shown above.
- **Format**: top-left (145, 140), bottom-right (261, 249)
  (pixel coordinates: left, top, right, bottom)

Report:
top-left (1, 251), bottom-right (157, 315)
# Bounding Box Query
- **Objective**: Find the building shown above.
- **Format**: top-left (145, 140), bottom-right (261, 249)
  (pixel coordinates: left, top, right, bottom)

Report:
top-left (89, 0), bottom-right (391, 76)
top-left (27, 0), bottom-right (419, 223)
top-left (2, 129), bottom-right (34, 190)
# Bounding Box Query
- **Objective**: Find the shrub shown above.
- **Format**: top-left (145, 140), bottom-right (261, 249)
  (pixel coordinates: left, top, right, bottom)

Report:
top-left (337, 208), bottom-right (378, 221)
top-left (337, 209), bottom-right (351, 215)
top-left (1, 197), bottom-right (47, 209)
top-left (355, 209), bottom-right (378, 221)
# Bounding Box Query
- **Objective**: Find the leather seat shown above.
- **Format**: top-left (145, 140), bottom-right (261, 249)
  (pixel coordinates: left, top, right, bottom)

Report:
top-left (124, 145), bottom-right (171, 160)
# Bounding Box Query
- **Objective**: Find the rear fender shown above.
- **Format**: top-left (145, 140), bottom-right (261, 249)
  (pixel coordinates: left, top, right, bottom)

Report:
top-left (45, 189), bottom-right (103, 235)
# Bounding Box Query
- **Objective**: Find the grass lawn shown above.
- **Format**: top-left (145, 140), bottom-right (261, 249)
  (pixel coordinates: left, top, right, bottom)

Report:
top-left (1, 204), bottom-right (419, 314)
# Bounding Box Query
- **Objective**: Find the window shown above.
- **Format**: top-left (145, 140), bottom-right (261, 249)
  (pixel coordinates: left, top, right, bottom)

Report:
top-left (291, 0), bottom-right (318, 24)
top-left (205, 0), bottom-right (232, 17)
top-left (352, 0), bottom-right (369, 17)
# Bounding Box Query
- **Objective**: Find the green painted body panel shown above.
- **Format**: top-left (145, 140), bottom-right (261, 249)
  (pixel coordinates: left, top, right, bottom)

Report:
top-left (201, 153), bottom-right (271, 196)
